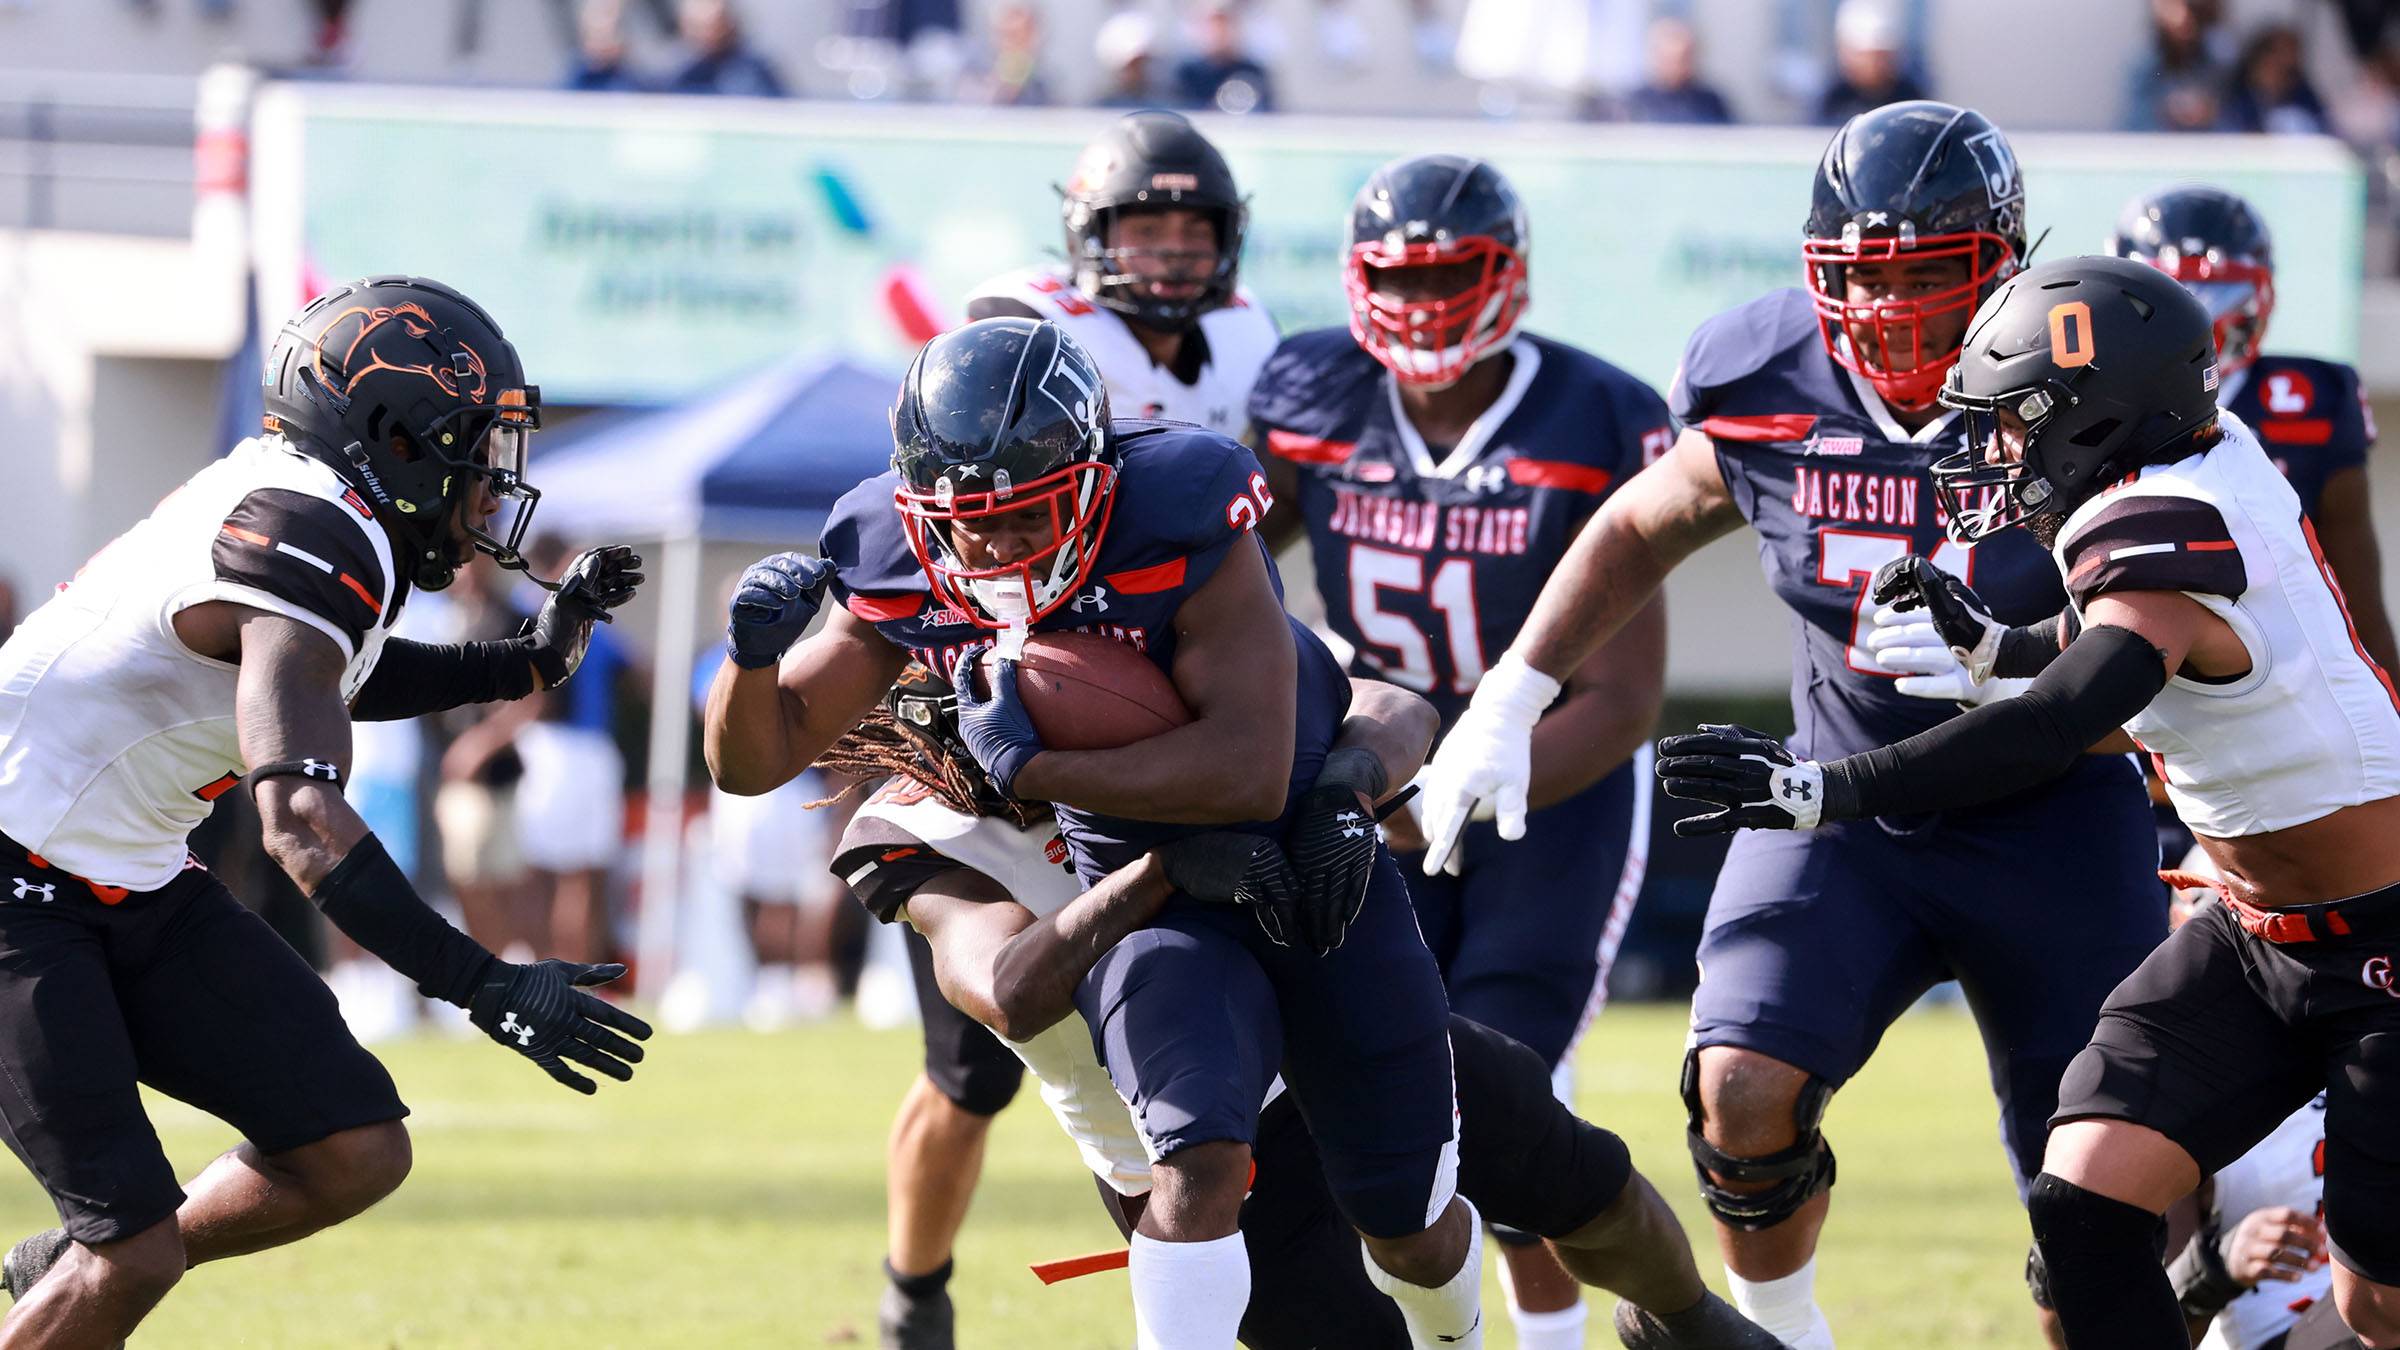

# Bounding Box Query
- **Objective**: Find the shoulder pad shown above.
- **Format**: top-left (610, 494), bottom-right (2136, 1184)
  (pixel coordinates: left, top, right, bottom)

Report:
top-left (819, 472), bottom-right (929, 610)
top-left (210, 487), bottom-right (390, 655)
top-left (2059, 488), bottom-right (2246, 609)
top-left (1247, 328), bottom-right (1382, 439)
top-left (1671, 288), bottom-right (1819, 423)
top-left (1523, 334), bottom-right (1674, 472)
top-left (1110, 422), bottom-right (1271, 558)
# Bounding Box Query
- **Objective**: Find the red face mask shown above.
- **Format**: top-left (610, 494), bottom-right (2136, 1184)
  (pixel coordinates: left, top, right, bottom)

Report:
top-left (1346, 235), bottom-right (1528, 388)
top-left (2137, 252), bottom-right (2274, 378)
top-left (1804, 229), bottom-right (2015, 411)
top-left (894, 461), bottom-right (1117, 628)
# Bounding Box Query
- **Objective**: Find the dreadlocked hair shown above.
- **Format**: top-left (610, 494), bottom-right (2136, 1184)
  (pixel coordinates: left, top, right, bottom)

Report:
top-left (809, 706), bottom-right (1048, 830)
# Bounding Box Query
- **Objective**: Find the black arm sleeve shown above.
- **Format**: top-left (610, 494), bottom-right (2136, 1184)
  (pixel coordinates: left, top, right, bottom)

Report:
top-left (348, 638), bottom-right (542, 721)
top-left (312, 833), bottom-right (496, 1006)
top-left (1822, 625), bottom-right (2166, 821)
top-left (1992, 610), bottom-right (2080, 678)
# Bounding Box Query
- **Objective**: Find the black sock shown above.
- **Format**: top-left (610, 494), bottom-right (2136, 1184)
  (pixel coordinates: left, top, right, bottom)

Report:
top-left (884, 1257), bottom-right (953, 1301)
top-left (2027, 1173), bottom-right (2185, 1349)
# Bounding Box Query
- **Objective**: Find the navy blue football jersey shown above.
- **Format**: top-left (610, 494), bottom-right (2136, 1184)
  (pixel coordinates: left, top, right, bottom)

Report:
top-left (1674, 288), bottom-right (2081, 762)
top-left (2223, 353), bottom-right (2375, 516)
top-left (819, 420), bottom-right (1350, 878)
top-left (1249, 329), bottom-right (1674, 727)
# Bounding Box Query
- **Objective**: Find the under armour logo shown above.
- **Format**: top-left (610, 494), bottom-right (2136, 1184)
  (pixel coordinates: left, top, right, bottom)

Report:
top-left (9, 877), bottom-right (54, 903)
top-left (2366, 956), bottom-right (2399, 1000)
top-left (500, 1012), bottom-right (537, 1045)
top-left (302, 759), bottom-right (337, 779)
top-left (1336, 809), bottom-right (1368, 839)
top-left (1462, 464), bottom-right (1509, 495)
top-left (1779, 780), bottom-right (1814, 802)
top-left (1070, 586), bottom-right (1110, 614)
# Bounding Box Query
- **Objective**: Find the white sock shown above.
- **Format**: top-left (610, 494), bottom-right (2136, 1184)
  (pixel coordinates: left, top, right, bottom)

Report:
top-left (1130, 1231), bottom-right (1249, 1350)
top-left (1507, 1299), bottom-right (1588, 1350)
top-left (1727, 1259), bottom-right (1835, 1350)
top-left (1363, 1199), bottom-right (1485, 1349)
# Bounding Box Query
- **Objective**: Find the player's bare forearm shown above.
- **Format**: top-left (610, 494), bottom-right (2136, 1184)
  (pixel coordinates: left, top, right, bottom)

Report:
top-left (1017, 539), bottom-right (1295, 821)
top-left (1254, 441), bottom-right (1307, 554)
top-left (706, 610), bottom-right (904, 795)
top-left (1515, 430), bottom-right (1740, 679)
top-left (986, 857), bottom-right (1174, 1039)
top-left (1341, 678), bottom-right (1439, 792)
top-left (233, 610), bottom-right (370, 891)
top-left (909, 857), bottom-right (1174, 1041)
top-left (1527, 593), bottom-right (1666, 807)
top-left (2315, 467), bottom-right (2398, 671)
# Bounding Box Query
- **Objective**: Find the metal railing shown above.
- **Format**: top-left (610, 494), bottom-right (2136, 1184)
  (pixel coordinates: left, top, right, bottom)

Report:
top-left (0, 71), bottom-right (196, 236)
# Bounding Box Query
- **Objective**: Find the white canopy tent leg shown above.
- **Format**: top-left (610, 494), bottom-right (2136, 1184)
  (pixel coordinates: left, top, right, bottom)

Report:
top-left (636, 528), bottom-right (702, 1000)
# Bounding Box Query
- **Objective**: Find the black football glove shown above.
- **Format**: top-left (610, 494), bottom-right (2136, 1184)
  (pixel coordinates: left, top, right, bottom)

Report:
top-left (726, 552), bottom-right (835, 671)
top-left (1654, 724), bottom-right (1831, 836)
top-left (467, 958), bottom-right (653, 1094)
top-left (1279, 748), bottom-right (1395, 955)
top-left (524, 545), bottom-right (644, 689)
top-left (1869, 555), bottom-right (2002, 682)
top-left (1156, 833), bottom-right (1311, 950)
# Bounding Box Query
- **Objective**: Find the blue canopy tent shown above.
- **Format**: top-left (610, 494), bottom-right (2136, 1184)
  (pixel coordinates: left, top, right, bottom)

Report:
top-left (532, 353), bottom-right (902, 987)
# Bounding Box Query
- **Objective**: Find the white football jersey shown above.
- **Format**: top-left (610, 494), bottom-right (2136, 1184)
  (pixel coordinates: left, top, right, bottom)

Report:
top-left (2052, 411), bottom-right (2400, 837)
top-left (0, 436), bottom-right (401, 891)
top-left (852, 793), bottom-right (1157, 1196)
top-left (963, 266), bottom-right (1279, 437)
top-left (2199, 1096), bottom-right (2329, 1350)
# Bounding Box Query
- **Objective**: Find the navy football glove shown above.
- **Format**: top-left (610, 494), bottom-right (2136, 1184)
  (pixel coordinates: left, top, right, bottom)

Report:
top-left (1156, 833), bottom-right (1310, 950)
top-left (949, 651), bottom-right (1044, 798)
top-left (1654, 724), bottom-right (1830, 836)
top-left (467, 958), bottom-right (653, 1094)
top-left (526, 544), bottom-right (644, 688)
top-left (726, 552), bottom-right (835, 671)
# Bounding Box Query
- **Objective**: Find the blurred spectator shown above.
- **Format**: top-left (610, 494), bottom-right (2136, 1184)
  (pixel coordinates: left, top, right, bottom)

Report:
top-left (2223, 24), bottom-right (2329, 135)
top-left (1625, 16), bottom-right (1735, 124)
top-left (965, 1), bottom-right (1051, 106)
top-left (428, 560), bottom-right (540, 960)
top-left (2124, 0), bottom-right (2232, 132)
top-left (667, 0), bottom-right (788, 98)
top-left (1814, 0), bottom-right (1926, 126)
top-left (512, 538), bottom-right (639, 968)
top-left (0, 575), bottom-right (17, 646)
top-left (1095, 10), bottom-right (1162, 109)
top-left (1174, 1), bottom-right (1276, 115)
top-left (566, 0), bottom-right (649, 92)
top-left (838, 0), bottom-right (967, 100)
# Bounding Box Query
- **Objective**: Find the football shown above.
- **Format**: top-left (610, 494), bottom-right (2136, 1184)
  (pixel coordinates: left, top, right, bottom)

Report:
top-left (985, 631), bottom-right (1192, 751)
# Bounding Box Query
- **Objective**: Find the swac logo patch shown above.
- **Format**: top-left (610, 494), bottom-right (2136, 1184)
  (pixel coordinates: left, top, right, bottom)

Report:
top-left (316, 302), bottom-right (489, 404)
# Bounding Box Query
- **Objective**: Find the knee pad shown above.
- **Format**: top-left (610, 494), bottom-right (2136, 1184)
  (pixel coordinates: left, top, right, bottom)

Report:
top-left (2025, 1173), bottom-right (2166, 1265)
top-left (1680, 1046), bottom-right (1837, 1233)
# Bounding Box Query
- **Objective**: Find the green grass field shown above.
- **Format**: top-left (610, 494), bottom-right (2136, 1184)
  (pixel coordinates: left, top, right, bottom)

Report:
top-left (0, 1004), bottom-right (2048, 1348)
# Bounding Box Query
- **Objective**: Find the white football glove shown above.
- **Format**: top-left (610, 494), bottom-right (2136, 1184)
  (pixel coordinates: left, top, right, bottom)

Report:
top-left (1868, 555), bottom-right (2005, 682)
top-left (1866, 610), bottom-right (2032, 707)
top-left (1416, 652), bottom-right (1560, 876)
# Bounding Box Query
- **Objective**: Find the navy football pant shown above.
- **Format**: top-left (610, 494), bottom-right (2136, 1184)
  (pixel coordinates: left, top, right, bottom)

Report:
top-left (1402, 754), bottom-right (1648, 1069)
top-left (1077, 846), bottom-right (1460, 1239)
top-left (1687, 760), bottom-right (2167, 1194)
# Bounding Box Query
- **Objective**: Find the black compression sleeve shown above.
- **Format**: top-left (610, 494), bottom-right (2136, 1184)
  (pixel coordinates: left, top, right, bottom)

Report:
top-left (1822, 625), bottom-right (2165, 821)
top-left (312, 834), bottom-right (496, 1005)
top-left (348, 638), bottom-right (541, 721)
top-left (1993, 613), bottom-right (2073, 678)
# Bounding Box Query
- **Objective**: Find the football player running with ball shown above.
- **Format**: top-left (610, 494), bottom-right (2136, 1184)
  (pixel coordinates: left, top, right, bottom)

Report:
top-left (1413, 104), bottom-right (2168, 1349)
top-left (0, 278), bottom-right (652, 1348)
top-left (1248, 152), bottom-right (1670, 1350)
top-left (712, 318), bottom-right (1481, 1350)
top-left (1651, 254), bottom-right (2400, 1348)
top-left (867, 108), bottom-right (1280, 1350)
